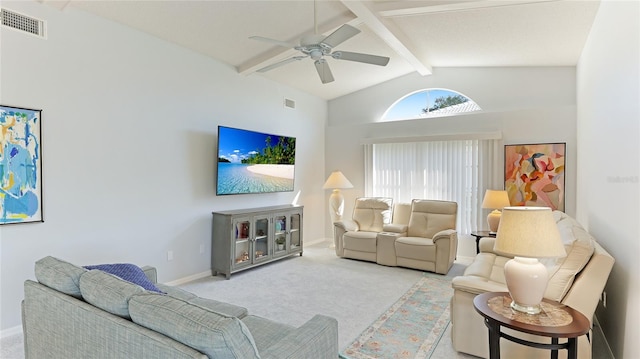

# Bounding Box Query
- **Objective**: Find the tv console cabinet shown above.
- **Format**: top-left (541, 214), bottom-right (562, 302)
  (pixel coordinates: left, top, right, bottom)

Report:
top-left (212, 205), bottom-right (303, 279)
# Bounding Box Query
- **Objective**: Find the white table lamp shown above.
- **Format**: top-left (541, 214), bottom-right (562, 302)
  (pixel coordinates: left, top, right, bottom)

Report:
top-left (322, 171), bottom-right (353, 223)
top-left (481, 189), bottom-right (511, 233)
top-left (494, 207), bottom-right (566, 314)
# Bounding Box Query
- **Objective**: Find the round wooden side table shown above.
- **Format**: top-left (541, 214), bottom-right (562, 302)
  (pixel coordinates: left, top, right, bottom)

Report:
top-left (473, 292), bottom-right (590, 359)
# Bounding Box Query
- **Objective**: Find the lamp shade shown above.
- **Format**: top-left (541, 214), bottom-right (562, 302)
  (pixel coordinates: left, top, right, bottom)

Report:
top-left (322, 171), bottom-right (354, 189)
top-left (481, 189), bottom-right (510, 209)
top-left (494, 207), bottom-right (566, 258)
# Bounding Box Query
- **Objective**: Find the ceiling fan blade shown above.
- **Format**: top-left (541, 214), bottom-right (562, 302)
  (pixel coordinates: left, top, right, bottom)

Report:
top-left (257, 56), bottom-right (307, 73)
top-left (249, 36), bottom-right (296, 49)
top-left (331, 51), bottom-right (390, 66)
top-left (320, 24), bottom-right (361, 48)
top-left (314, 59), bottom-right (334, 84)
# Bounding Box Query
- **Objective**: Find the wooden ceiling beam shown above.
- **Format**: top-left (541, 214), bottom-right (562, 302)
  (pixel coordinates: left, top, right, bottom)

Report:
top-left (340, 0), bottom-right (432, 76)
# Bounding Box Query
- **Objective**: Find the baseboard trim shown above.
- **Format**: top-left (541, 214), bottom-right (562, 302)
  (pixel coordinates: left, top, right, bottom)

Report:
top-left (305, 237), bottom-right (329, 246)
top-left (164, 270), bottom-right (212, 286)
top-left (163, 239), bottom-right (329, 286)
top-left (593, 315), bottom-right (615, 359)
top-left (1, 325), bottom-right (23, 339)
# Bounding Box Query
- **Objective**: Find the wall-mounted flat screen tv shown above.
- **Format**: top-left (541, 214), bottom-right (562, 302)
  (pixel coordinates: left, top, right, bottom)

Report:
top-left (216, 126), bottom-right (296, 195)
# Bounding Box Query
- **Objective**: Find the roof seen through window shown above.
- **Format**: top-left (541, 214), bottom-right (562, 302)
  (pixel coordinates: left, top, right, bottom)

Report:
top-left (381, 89), bottom-right (481, 121)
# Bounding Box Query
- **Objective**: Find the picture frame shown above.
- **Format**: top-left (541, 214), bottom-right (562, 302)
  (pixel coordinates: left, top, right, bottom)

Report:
top-left (0, 105), bottom-right (43, 224)
top-left (504, 142), bottom-right (566, 211)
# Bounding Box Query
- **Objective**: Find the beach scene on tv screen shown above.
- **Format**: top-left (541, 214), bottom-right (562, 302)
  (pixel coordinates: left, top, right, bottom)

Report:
top-left (217, 127), bottom-right (295, 195)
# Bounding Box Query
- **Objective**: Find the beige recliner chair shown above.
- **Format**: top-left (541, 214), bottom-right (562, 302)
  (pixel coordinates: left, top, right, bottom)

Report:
top-left (334, 199), bottom-right (458, 275)
top-left (394, 199), bottom-right (458, 274)
top-left (333, 197), bottom-right (393, 262)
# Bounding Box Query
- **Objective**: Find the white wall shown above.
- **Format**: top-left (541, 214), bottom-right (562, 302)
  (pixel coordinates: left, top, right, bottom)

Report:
top-left (0, 1), bottom-right (327, 332)
top-left (576, 1), bottom-right (640, 357)
top-left (326, 67), bottom-right (577, 257)
top-left (330, 67), bottom-right (577, 126)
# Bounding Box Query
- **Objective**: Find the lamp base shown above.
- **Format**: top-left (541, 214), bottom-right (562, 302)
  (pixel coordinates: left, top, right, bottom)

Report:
top-left (487, 209), bottom-right (502, 233)
top-left (328, 189), bottom-right (345, 223)
top-left (510, 301), bottom-right (542, 315)
top-left (504, 256), bottom-right (549, 315)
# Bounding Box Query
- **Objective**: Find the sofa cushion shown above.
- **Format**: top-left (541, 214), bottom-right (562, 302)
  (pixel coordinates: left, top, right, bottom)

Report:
top-left (352, 197), bottom-right (392, 232)
top-left (553, 210), bottom-right (582, 244)
top-left (395, 237), bottom-right (436, 261)
top-left (391, 203), bottom-right (412, 225)
top-left (34, 256), bottom-right (87, 299)
top-left (156, 283), bottom-right (198, 301)
top-left (83, 263), bottom-right (163, 293)
top-left (156, 284), bottom-right (249, 318)
top-left (129, 294), bottom-right (260, 359)
top-left (79, 269), bottom-right (147, 319)
top-left (188, 296), bottom-right (249, 319)
top-left (407, 200), bottom-right (457, 238)
top-left (544, 225), bottom-right (595, 301)
top-left (343, 231), bottom-right (378, 253)
top-left (461, 252), bottom-right (510, 285)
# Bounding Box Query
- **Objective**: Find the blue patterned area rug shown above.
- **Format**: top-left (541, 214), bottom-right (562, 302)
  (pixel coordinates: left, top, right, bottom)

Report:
top-left (340, 274), bottom-right (453, 359)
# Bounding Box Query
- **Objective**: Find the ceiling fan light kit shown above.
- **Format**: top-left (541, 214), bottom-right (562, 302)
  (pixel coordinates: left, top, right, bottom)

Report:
top-left (250, 2), bottom-right (390, 84)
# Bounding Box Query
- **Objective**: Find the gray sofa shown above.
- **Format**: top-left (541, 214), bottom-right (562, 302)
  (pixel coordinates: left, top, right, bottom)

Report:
top-left (22, 256), bottom-right (339, 359)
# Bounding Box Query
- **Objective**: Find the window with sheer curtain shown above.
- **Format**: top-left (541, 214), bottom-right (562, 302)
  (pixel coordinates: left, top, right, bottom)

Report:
top-left (364, 136), bottom-right (501, 234)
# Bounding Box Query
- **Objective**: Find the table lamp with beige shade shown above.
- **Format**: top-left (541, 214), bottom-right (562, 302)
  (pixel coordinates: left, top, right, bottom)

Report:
top-left (494, 206), bottom-right (566, 314)
top-left (322, 171), bottom-right (353, 223)
top-left (481, 189), bottom-right (511, 233)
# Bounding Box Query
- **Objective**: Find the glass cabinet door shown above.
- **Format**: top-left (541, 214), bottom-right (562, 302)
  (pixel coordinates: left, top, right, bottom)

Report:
top-left (273, 214), bottom-right (287, 256)
top-left (253, 215), bottom-right (270, 263)
top-left (233, 218), bottom-right (251, 267)
top-left (289, 211), bottom-right (301, 251)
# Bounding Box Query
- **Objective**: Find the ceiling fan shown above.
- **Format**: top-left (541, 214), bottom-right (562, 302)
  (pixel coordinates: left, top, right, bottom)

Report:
top-left (249, 1), bottom-right (390, 84)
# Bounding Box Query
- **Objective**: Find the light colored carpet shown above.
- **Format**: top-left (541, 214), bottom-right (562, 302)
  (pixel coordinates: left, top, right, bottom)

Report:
top-left (179, 242), bottom-right (467, 351)
top-left (0, 241), bottom-right (470, 358)
top-left (340, 275), bottom-right (453, 359)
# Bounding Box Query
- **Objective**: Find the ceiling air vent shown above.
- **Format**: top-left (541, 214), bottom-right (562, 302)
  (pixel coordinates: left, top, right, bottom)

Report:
top-left (1, 8), bottom-right (46, 38)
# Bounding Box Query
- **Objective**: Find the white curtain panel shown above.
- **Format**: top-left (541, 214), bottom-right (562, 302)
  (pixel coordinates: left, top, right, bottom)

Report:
top-left (364, 136), bottom-right (502, 234)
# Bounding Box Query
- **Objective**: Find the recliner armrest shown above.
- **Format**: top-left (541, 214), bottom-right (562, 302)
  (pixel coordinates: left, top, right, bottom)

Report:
top-left (334, 219), bottom-right (359, 232)
top-left (432, 229), bottom-right (456, 242)
top-left (451, 276), bottom-right (507, 295)
top-left (382, 223), bottom-right (407, 233)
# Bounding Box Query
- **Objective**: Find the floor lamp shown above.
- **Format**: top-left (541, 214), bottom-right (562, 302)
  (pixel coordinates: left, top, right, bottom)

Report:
top-left (322, 171), bottom-right (353, 223)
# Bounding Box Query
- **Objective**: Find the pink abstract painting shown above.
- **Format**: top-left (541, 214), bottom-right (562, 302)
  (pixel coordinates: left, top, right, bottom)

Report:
top-left (504, 143), bottom-right (566, 211)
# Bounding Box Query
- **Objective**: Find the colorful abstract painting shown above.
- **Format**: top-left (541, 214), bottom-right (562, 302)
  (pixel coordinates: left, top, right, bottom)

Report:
top-left (505, 143), bottom-right (566, 211)
top-left (0, 105), bottom-right (43, 224)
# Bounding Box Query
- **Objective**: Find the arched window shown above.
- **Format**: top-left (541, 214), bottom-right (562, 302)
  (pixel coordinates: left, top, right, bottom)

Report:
top-left (381, 88), bottom-right (481, 121)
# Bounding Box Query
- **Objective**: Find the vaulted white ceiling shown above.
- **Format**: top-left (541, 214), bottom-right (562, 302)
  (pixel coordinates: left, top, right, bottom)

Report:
top-left (43, 0), bottom-right (600, 100)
